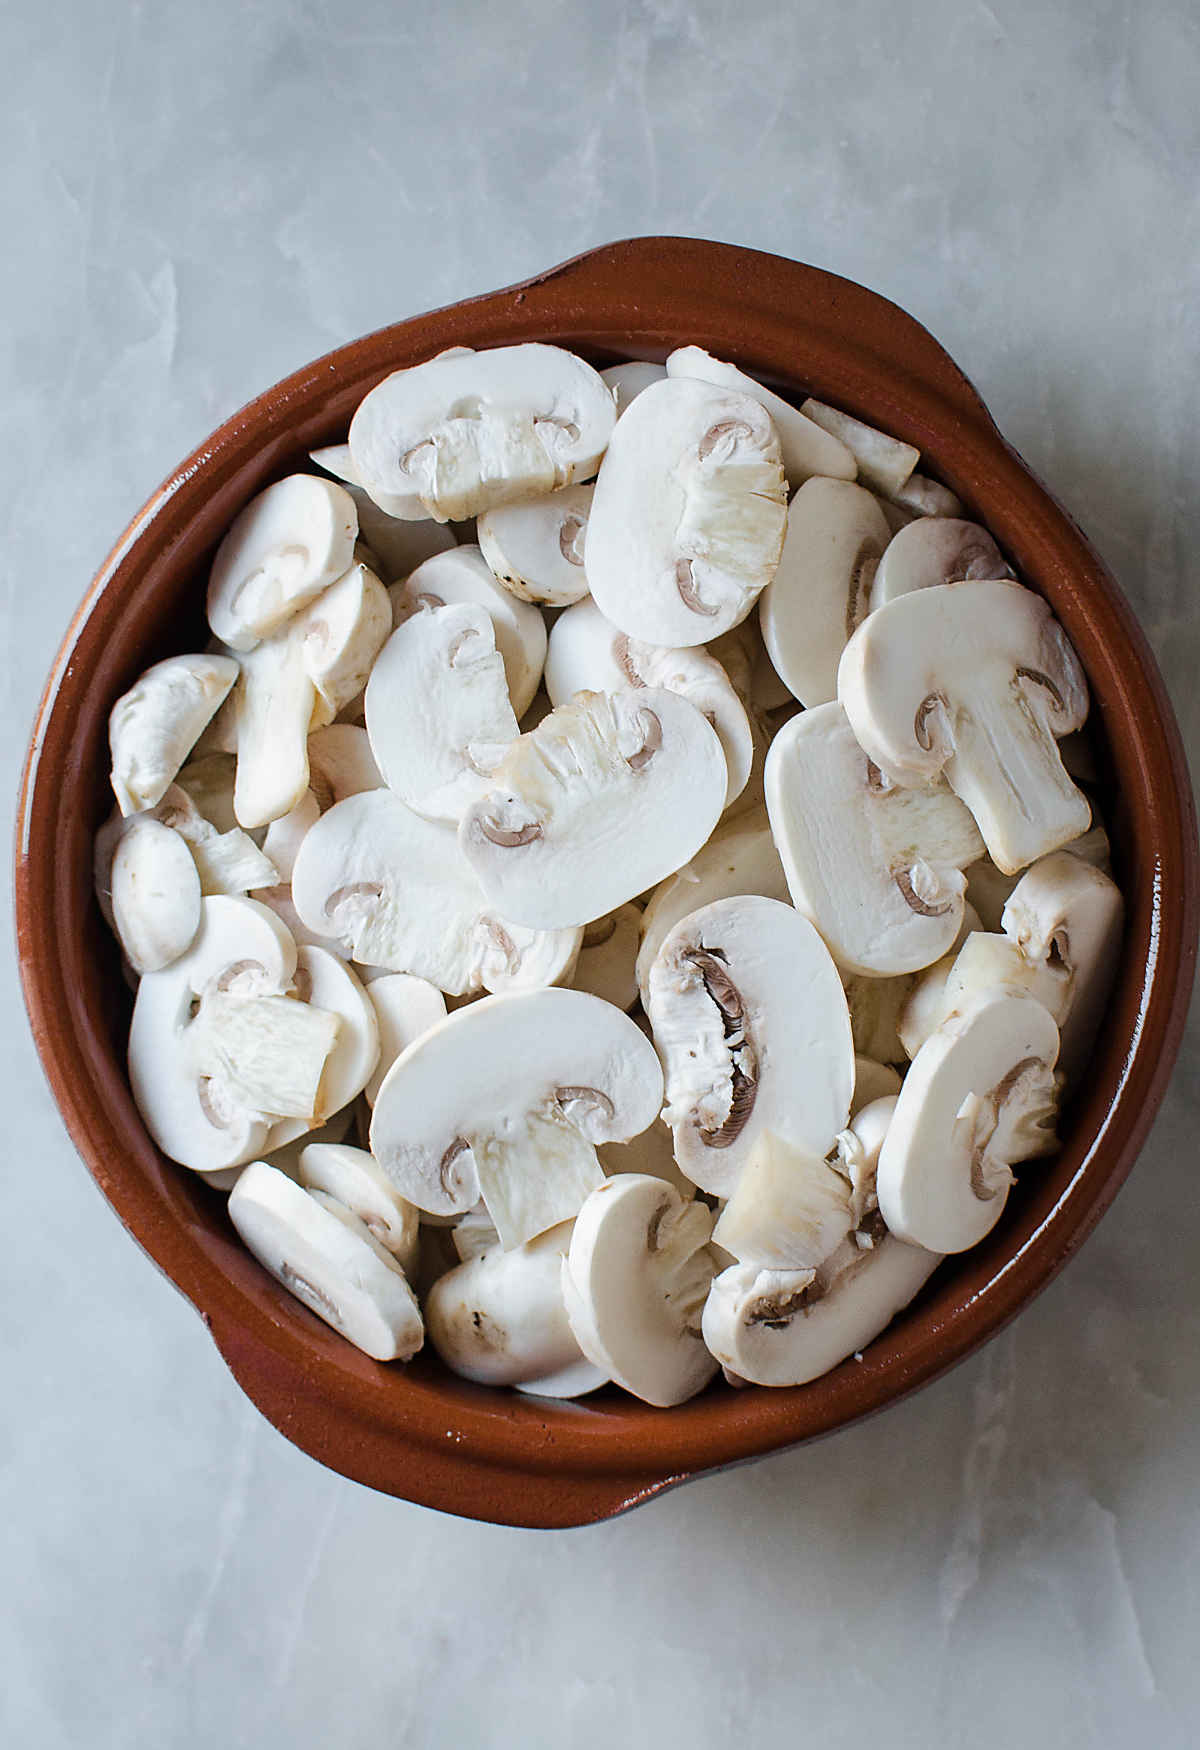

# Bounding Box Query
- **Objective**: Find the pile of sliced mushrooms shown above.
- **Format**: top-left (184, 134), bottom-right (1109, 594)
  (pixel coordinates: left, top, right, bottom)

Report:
top-left (96, 342), bottom-right (1124, 1407)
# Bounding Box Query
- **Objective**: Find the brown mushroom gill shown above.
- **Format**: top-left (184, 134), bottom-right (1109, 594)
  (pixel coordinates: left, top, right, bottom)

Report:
top-left (844, 537), bottom-right (884, 639)
top-left (558, 513), bottom-right (587, 567)
top-left (893, 868), bottom-right (952, 918)
top-left (675, 557), bottom-right (719, 618)
top-left (966, 1055), bottom-right (1042, 1200)
top-left (280, 1263), bottom-right (342, 1326)
top-left (476, 817), bottom-right (543, 849)
top-left (625, 708), bottom-right (663, 773)
top-left (682, 946), bottom-right (759, 1148)
top-left (746, 1276), bottom-right (820, 1328)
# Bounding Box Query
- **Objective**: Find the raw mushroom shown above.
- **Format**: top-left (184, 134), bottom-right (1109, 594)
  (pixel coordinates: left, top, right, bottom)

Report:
top-left (544, 597), bottom-right (754, 808)
top-left (712, 1131), bottom-right (854, 1271)
top-left (261, 789), bottom-right (322, 883)
top-left (665, 345), bottom-right (856, 486)
top-left (758, 478), bottom-right (892, 708)
top-left (306, 724), bottom-right (383, 806)
top-left (701, 1234), bottom-right (942, 1388)
top-left (571, 904), bottom-right (642, 1011)
top-left (110, 817), bottom-right (202, 974)
top-left (369, 987), bottom-right (663, 1248)
top-left (451, 1202), bottom-right (501, 1264)
top-left (296, 1142), bottom-right (419, 1274)
top-left (875, 990), bottom-right (1062, 1253)
top-left (390, 545), bottom-right (547, 719)
top-left (647, 895), bottom-right (855, 1196)
top-left (965, 824), bottom-right (1111, 932)
top-left (799, 398), bottom-right (920, 497)
top-left (459, 688), bottom-right (727, 930)
top-left (348, 343), bottom-right (616, 522)
top-left (889, 474), bottom-right (964, 519)
top-left (477, 484), bottom-right (594, 607)
top-left (363, 973), bottom-right (448, 1103)
top-left (561, 1174), bottom-right (718, 1408)
top-left (835, 1092), bottom-right (898, 1230)
top-left (584, 376), bottom-right (788, 647)
top-left (872, 517), bottom-right (1012, 605)
top-left (261, 946), bottom-right (380, 1152)
top-left (601, 360), bottom-right (667, 415)
top-left (308, 444), bottom-right (457, 579)
top-left (364, 602), bottom-right (518, 822)
top-left (228, 1163), bottom-right (423, 1362)
top-left (838, 579), bottom-right (1091, 874)
top-left (109, 654), bottom-right (239, 816)
top-left (148, 785), bottom-right (279, 896)
top-left (764, 702), bottom-right (984, 976)
top-left (427, 1222), bottom-right (607, 1397)
top-left (207, 475), bottom-right (358, 650)
top-left (290, 789), bottom-right (581, 995)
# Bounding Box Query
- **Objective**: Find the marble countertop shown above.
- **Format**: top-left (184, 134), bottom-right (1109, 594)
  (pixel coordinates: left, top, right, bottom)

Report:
top-left (3, 1), bottom-right (1197, 1744)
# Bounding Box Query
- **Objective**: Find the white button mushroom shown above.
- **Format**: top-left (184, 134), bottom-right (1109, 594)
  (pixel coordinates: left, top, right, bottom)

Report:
top-left (369, 988), bottom-right (663, 1248)
top-left (260, 788), bottom-right (322, 883)
top-left (835, 1092), bottom-right (899, 1231)
top-left (665, 345), bottom-right (856, 486)
top-left (261, 946), bottom-right (380, 1152)
top-left (109, 654), bottom-right (240, 816)
top-left (348, 343), bottom-right (616, 522)
top-left (228, 1162), bottom-right (423, 1362)
top-left (305, 723), bottom-right (383, 806)
top-left (363, 973), bottom-right (448, 1104)
top-left (875, 990), bottom-right (1062, 1253)
top-left (758, 478), bottom-right (893, 708)
top-left (888, 473), bottom-right (964, 519)
top-left (389, 545), bottom-right (547, 720)
top-left (584, 377), bottom-right (788, 647)
top-left (798, 398), bottom-right (920, 497)
top-left (459, 688), bottom-right (727, 930)
top-left (871, 517), bottom-right (1012, 606)
top-left (477, 484), bottom-right (594, 607)
top-left (148, 785), bottom-right (279, 896)
top-left (206, 475), bottom-right (359, 650)
top-left (110, 816), bottom-right (203, 974)
top-left (765, 702), bottom-right (984, 976)
top-left (712, 1131), bottom-right (854, 1271)
top-left (296, 1142), bottom-right (419, 1274)
top-left (838, 580), bottom-right (1091, 874)
top-left (308, 445), bottom-right (457, 579)
top-left (600, 359), bottom-right (667, 415)
top-left (570, 904), bottom-right (642, 1011)
top-left (647, 896), bottom-right (855, 1196)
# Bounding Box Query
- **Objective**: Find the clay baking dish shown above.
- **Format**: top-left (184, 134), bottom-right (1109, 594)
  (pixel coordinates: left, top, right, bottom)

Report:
top-left (16, 238), bottom-right (1198, 1528)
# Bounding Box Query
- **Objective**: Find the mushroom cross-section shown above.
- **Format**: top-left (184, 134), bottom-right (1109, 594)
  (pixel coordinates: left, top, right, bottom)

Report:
top-left (206, 475), bottom-right (359, 651)
top-left (665, 346), bottom-right (856, 486)
top-left (477, 484), bottom-right (594, 607)
top-left (871, 517), bottom-right (1013, 605)
top-left (307, 446), bottom-right (457, 579)
top-left (109, 653), bottom-right (239, 816)
top-left (110, 816), bottom-right (203, 974)
top-left (391, 545), bottom-right (547, 719)
top-left (369, 988), bottom-right (663, 1248)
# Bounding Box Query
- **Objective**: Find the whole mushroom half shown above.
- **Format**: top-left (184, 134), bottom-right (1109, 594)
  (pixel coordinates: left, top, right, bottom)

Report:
top-left (109, 654), bottom-right (239, 817)
top-left (477, 484), bottom-right (594, 607)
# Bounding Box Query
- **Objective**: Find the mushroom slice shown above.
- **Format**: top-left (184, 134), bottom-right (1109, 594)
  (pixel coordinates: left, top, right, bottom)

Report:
top-left (391, 544), bottom-right (547, 719)
top-left (296, 1142), bottom-right (419, 1273)
top-left (835, 1093), bottom-right (899, 1231)
top-left (838, 580), bottom-right (1091, 874)
top-left (109, 654), bottom-right (240, 816)
top-left (369, 988), bottom-right (662, 1243)
top-left (544, 598), bottom-right (754, 808)
top-left (460, 688), bottom-right (726, 930)
top-left (647, 896), bottom-right (855, 1196)
top-left (364, 602), bottom-right (518, 822)
top-left (306, 724), bottom-right (382, 807)
top-left (110, 816), bottom-right (202, 974)
top-left (765, 702), bottom-right (984, 976)
top-left (712, 1131), bottom-right (854, 1271)
top-left (478, 484), bottom-right (594, 607)
top-left (207, 475), bottom-right (358, 650)
top-left (758, 478), bottom-right (892, 708)
top-left (348, 343), bottom-right (615, 523)
top-left (363, 973), bottom-right (448, 1104)
top-left (228, 1162), bottom-right (422, 1361)
top-left (308, 446), bottom-right (457, 578)
top-left (889, 473), bottom-right (964, 519)
top-left (261, 946), bottom-right (379, 1151)
top-left (702, 1235), bottom-right (942, 1388)
top-left (571, 904), bottom-right (642, 1011)
top-left (635, 810), bottom-right (789, 1006)
top-left (451, 1201), bottom-right (501, 1264)
top-left (665, 346), bottom-right (856, 486)
top-left (290, 790), bottom-right (579, 995)
top-left (584, 377), bottom-right (788, 647)
top-left (852, 1058), bottom-right (902, 1116)
top-left (876, 990), bottom-right (1062, 1253)
top-left (261, 789), bottom-right (322, 883)
top-left (427, 1222), bottom-right (606, 1396)
top-left (561, 1175), bottom-right (718, 1407)
top-left (798, 398), bottom-right (920, 497)
top-left (601, 360), bottom-right (667, 415)
top-left (872, 517), bottom-right (1013, 606)
top-left (147, 785), bottom-right (279, 897)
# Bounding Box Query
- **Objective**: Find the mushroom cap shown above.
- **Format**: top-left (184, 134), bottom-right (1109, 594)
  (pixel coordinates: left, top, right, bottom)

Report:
top-left (363, 973), bottom-right (448, 1105)
top-left (562, 1174), bottom-right (718, 1408)
top-left (584, 376), bottom-right (788, 647)
top-left (348, 343), bottom-right (615, 523)
top-left (876, 990), bottom-right (1062, 1253)
top-left (109, 654), bottom-right (239, 817)
top-left (872, 517), bottom-right (1013, 605)
top-left (477, 484), bottom-right (594, 607)
top-left (207, 475), bottom-right (358, 651)
top-left (391, 544), bottom-right (547, 719)
top-left (110, 816), bottom-right (202, 974)
top-left (647, 895), bottom-right (855, 1195)
top-left (665, 345), bottom-right (856, 486)
top-left (296, 1142), bottom-right (419, 1273)
top-left (600, 360), bottom-right (667, 416)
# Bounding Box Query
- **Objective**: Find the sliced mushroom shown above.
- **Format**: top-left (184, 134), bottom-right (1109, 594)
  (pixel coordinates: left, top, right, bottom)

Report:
top-left (369, 987), bottom-right (662, 1246)
top-left (207, 475), bottom-right (358, 650)
top-left (758, 478), bottom-right (892, 708)
top-left (888, 473), bottom-right (964, 519)
top-left (109, 654), bottom-right (239, 816)
top-left (799, 398), bottom-right (920, 497)
top-left (712, 1131), bottom-right (853, 1271)
top-left (701, 1234), bottom-right (942, 1387)
top-left (228, 1162), bottom-right (423, 1361)
top-left (389, 545), bottom-right (547, 720)
top-left (647, 896), bottom-right (855, 1196)
top-left (561, 1175), bottom-right (718, 1406)
top-left (584, 376), bottom-right (788, 647)
top-left (459, 688), bottom-right (726, 930)
top-left (872, 517), bottom-right (1012, 606)
top-left (147, 785), bottom-right (279, 896)
top-left (308, 445), bottom-right (457, 579)
top-left (427, 1221), bottom-right (607, 1396)
top-left (306, 723), bottom-right (383, 806)
top-left (296, 1142), bottom-right (419, 1273)
top-left (665, 346), bottom-right (856, 486)
top-left (834, 1092), bottom-right (899, 1230)
top-left (363, 973), bottom-right (448, 1104)
top-left (290, 789), bottom-right (580, 995)
top-left (765, 702), bottom-right (984, 976)
top-left (477, 484), bottom-right (594, 607)
top-left (364, 602), bottom-right (518, 822)
top-left (876, 990), bottom-right (1062, 1253)
top-left (838, 580), bottom-right (1091, 874)
top-left (260, 788), bottom-right (322, 883)
top-left (110, 816), bottom-right (202, 974)
top-left (348, 343), bottom-right (615, 522)
top-left (451, 1201), bottom-right (501, 1263)
top-left (601, 360), bottom-right (667, 415)
top-left (261, 946), bottom-right (379, 1152)
top-left (544, 597), bottom-right (754, 808)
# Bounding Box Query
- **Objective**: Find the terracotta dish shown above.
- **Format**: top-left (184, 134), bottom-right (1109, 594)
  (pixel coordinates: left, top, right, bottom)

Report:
top-left (16, 239), bottom-right (1198, 1527)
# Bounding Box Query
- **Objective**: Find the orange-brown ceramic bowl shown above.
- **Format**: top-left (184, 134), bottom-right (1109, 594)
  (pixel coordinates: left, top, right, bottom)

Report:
top-left (16, 238), bottom-right (1198, 1528)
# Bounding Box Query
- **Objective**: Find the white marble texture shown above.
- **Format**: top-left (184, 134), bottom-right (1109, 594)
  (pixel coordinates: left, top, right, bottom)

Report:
top-left (3, 0), bottom-right (1198, 1744)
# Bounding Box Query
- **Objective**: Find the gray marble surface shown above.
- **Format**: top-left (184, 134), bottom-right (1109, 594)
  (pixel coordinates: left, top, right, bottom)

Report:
top-left (3, 1), bottom-right (1198, 1745)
